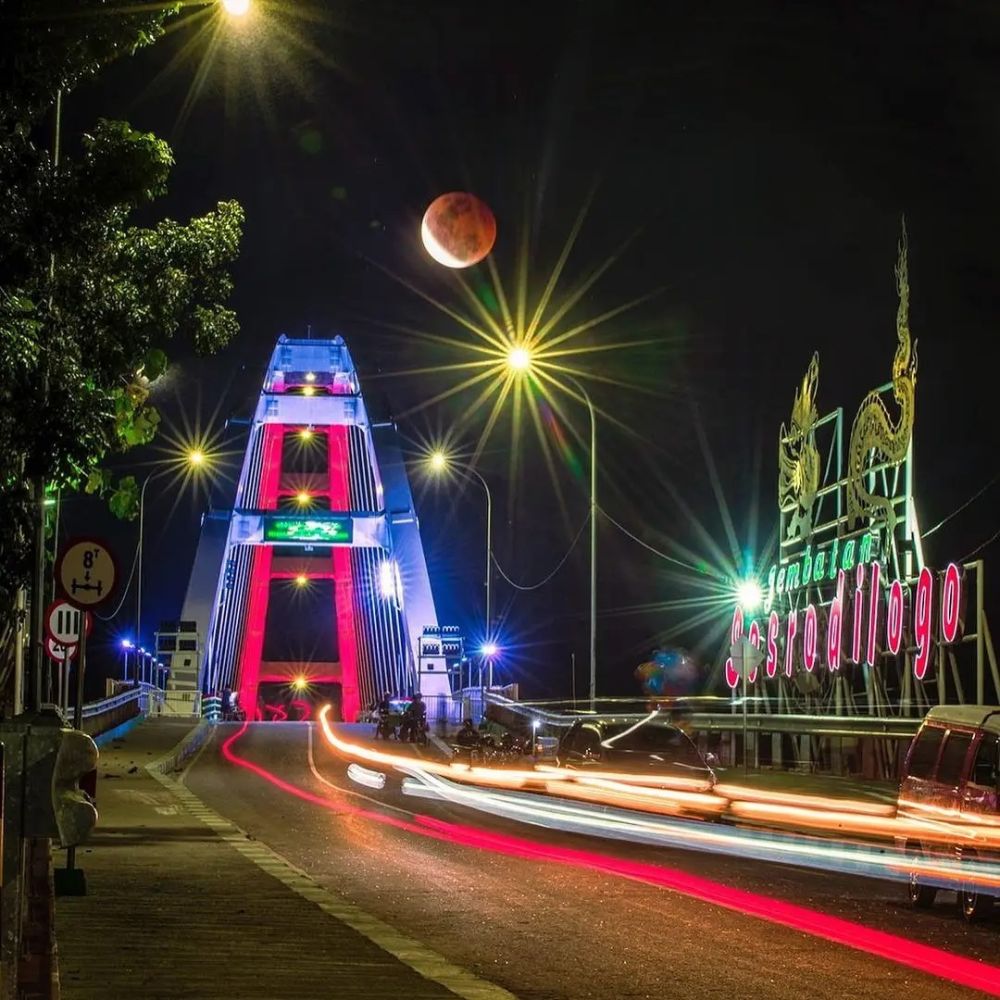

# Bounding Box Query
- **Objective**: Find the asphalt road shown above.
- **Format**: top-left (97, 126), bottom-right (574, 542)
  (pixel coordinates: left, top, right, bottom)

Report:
top-left (185, 722), bottom-right (1000, 1000)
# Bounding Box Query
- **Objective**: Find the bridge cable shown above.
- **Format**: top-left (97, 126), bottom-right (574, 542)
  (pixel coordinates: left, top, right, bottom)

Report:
top-left (490, 513), bottom-right (590, 591)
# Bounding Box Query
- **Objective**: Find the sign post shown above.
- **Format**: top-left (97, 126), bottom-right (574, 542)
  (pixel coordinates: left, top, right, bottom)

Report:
top-left (52, 535), bottom-right (116, 898)
top-left (731, 638), bottom-right (763, 776)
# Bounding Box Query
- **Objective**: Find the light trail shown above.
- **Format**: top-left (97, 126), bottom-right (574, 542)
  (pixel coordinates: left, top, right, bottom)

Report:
top-left (219, 715), bottom-right (1000, 998)
top-left (319, 715), bottom-right (1000, 852)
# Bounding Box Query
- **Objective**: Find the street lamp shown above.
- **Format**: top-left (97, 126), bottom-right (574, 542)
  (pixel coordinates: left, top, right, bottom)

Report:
top-left (120, 639), bottom-right (133, 683)
top-left (427, 451), bottom-right (493, 687)
top-left (136, 447), bottom-right (212, 658)
top-left (504, 352), bottom-right (598, 709)
top-left (736, 578), bottom-right (763, 613)
top-left (506, 345), bottom-right (532, 372)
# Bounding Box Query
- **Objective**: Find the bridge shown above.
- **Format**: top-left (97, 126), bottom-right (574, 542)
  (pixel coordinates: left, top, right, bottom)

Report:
top-left (180, 334), bottom-right (452, 722)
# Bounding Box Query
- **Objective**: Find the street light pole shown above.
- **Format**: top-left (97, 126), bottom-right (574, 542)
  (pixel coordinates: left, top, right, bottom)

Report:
top-left (465, 468), bottom-right (493, 686)
top-left (135, 474), bottom-right (153, 654)
top-left (428, 452), bottom-right (493, 690)
top-left (565, 375), bottom-right (597, 710)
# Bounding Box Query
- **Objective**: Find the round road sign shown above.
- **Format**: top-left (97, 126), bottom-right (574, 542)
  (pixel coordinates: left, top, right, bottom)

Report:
top-left (45, 600), bottom-right (91, 646)
top-left (45, 636), bottom-right (76, 663)
top-left (58, 538), bottom-right (118, 608)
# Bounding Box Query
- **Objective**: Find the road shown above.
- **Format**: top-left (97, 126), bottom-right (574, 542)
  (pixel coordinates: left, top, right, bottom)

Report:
top-left (184, 722), bottom-right (1000, 1000)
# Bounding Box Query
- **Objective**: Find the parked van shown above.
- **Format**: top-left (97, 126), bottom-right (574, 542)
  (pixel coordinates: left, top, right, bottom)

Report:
top-left (897, 705), bottom-right (1000, 921)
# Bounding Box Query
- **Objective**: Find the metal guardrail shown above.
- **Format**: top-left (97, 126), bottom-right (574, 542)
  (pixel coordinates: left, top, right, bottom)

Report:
top-left (690, 713), bottom-right (921, 739)
top-left (484, 693), bottom-right (923, 740)
top-left (80, 687), bottom-right (142, 719)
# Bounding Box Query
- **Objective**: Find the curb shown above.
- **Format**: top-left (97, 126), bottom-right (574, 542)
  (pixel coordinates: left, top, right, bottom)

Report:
top-left (147, 719), bottom-right (212, 776)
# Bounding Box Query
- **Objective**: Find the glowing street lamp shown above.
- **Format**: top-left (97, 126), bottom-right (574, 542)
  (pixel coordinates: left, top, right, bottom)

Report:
top-left (187, 448), bottom-right (206, 467)
top-left (480, 642), bottom-right (499, 658)
top-left (736, 578), bottom-right (763, 613)
top-left (221, 0), bottom-right (250, 16)
top-left (428, 450), bottom-right (494, 687)
top-left (506, 345), bottom-right (532, 373)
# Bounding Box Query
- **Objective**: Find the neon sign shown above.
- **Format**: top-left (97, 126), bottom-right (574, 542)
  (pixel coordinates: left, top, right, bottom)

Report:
top-left (764, 531), bottom-right (879, 610)
top-left (263, 517), bottom-right (353, 544)
top-left (727, 561), bottom-right (964, 688)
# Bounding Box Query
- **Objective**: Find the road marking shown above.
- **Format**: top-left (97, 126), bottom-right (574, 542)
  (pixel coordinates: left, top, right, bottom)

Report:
top-left (306, 723), bottom-right (415, 817)
top-left (147, 725), bottom-right (518, 1000)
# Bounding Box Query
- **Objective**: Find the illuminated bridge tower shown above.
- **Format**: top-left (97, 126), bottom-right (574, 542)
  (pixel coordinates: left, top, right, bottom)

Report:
top-left (183, 334), bottom-right (449, 721)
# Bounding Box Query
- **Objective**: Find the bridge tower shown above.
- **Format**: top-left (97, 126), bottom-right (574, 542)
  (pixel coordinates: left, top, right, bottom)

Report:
top-left (180, 334), bottom-right (450, 721)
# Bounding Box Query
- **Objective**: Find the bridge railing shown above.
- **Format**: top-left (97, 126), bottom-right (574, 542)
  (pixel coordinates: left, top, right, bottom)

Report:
top-left (78, 684), bottom-right (163, 738)
top-left (482, 692), bottom-right (922, 782)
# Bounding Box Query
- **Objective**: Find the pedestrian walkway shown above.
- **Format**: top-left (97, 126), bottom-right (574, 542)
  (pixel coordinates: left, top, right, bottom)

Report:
top-left (54, 719), bottom-right (502, 1000)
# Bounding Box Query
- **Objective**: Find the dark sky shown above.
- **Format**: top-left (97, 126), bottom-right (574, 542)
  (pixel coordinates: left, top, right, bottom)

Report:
top-left (60, 0), bottom-right (1000, 697)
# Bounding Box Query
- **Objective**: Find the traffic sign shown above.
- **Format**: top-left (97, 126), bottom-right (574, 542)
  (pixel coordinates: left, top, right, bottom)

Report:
top-left (45, 601), bottom-right (91, 646)
top-left (57, 538), bottom-right (118, 608)
top-left (45, 636), bottom-right (76, 663)
top-left (730, 638), bottom-right (764, 678)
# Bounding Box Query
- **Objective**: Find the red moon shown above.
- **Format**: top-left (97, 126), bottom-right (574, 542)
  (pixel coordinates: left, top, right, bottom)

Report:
top-left (420, 192), bottom-right (497, 268)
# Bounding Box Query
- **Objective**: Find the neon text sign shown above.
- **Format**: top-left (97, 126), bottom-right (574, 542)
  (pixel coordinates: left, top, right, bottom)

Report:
top-left (727, 561), bottom-right (964, 688)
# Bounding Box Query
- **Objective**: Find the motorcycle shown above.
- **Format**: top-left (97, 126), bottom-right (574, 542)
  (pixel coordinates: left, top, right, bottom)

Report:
top-left (398, 714), bottom-right (429, 745)
top-left (374, 711), bottom-right (400, 740)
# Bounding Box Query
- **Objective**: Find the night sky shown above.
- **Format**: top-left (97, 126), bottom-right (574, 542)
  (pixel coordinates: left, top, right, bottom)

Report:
top-left (59, 0), bottom-right (1000, 698)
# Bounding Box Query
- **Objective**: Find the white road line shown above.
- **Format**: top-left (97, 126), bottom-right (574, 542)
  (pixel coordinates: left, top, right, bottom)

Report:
top-left (306, 723), bottom-right (415, 817)
top-left (146, 723), bottom-right (518, 1000)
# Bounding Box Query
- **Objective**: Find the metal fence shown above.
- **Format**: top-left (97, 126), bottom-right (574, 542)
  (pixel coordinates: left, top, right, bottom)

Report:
top-left (482, 692), bottom-right (923, 781)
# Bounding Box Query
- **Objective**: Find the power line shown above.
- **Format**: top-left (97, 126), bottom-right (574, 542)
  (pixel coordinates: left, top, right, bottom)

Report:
top-left (923, 471), bottom-right (1000, 538)
top-left (491, 513), bottom-right (590, 591)
top-left (962, 526), bottom-right (1000, 563)
top-left (597, 505), bottom-right (710, 575)
top-left (96, 537), bottom-right (139, 622)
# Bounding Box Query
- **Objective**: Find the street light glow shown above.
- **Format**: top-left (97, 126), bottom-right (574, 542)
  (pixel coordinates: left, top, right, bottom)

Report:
top-left (294, 574), bottom-right (309, 588)
top-left (299, 427), bottom-right (313, 441)
top-left (506, 345), bottom-right (532, 372)
top-left (295, 490), bottom-right (312, 505)
top-left (481, 642), bottom-right (499, 657)
top-left (736, 578), bottom-right (763, 612)
top-left (428, 450), bottom-right (448, 473)
top-left (187, 449), bottom-right (205, 467)
top-left (221, 0), bottom-right (250, 16)
top-left (292, 675), bottom-right (308, 691)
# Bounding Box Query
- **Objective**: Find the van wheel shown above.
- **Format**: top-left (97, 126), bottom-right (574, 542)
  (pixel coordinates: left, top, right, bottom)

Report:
top-left (958, 850), bottom-right (994, 922)
top-left (907, 846), bottom-right (936, 908)
top-left (960, 888), bottom-right (993, 922)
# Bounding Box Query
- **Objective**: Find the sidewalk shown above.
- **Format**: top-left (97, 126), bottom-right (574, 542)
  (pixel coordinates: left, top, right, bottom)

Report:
top-left (53, 720), bottom-right (475, 1000)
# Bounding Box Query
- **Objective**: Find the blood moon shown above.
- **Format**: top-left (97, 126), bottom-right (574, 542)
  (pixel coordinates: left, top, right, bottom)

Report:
top-left (420, 192), bottom-right (496, 268)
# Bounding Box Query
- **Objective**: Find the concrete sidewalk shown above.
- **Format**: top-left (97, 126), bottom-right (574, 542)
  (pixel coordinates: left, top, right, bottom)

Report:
top-left (53, 720), bottom-right (490, 1000)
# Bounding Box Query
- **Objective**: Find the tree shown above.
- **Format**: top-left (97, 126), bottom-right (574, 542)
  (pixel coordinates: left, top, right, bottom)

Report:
top-left (0, 1), bottom-right (244, 615)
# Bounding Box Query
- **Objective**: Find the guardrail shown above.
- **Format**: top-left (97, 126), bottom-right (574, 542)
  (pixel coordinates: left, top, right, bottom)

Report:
top-left (78, 684), bottom-right (163, 738)
top-left (483, 692), bottom-right (924, 780)
top-left (484, 693), bottom-right (923, 738)
top-left (81, 687), bottom-right (142, 719)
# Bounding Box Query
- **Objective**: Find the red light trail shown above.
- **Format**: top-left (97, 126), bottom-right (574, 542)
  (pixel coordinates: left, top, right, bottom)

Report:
top-left (218, 720), bottom-right (1000, 998)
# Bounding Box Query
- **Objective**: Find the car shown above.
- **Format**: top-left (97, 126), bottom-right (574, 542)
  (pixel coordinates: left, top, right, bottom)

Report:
top-left (897, 705), bottom-right (1000, 921)
top-left (555, 714), bottom-right (717, 786)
